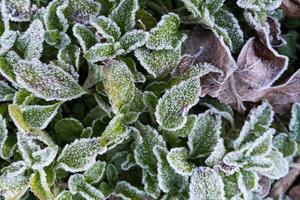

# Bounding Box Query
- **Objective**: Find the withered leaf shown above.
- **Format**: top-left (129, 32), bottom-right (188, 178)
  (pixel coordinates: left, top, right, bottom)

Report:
top-left (281, 0), bottom-right (300, 19)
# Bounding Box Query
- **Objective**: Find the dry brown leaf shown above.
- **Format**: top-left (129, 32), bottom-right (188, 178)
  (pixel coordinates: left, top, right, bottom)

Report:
top-left (281, 0), bottom-right (300, 19)
top-left (182, 25), bottom-right (236, 97)
top-left (262, 69), bottom-right (300, 114)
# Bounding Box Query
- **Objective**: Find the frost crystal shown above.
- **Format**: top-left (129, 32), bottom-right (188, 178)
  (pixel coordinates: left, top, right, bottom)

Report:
top-left (114, 181), bottom-right (149, 200)
top-left (119, 30), bottom-right (149, 53)
top-left (167, 147), bottom-right (195, 176)
top-left (84, 43), bottom-right (118, 63)
top-left (1, 0), bottom-right (31, 22)
top-left (14, 59), bottom-right (85, 101)
top-left (289, 103), bottom-right (300, 141)
top-left (31, 146), bottom-right (58, 170)
top-left (0, 30), bottom-right (17, 55)
top-left (146, 13), bottom-right (186, 50)
top-left (189, 167), bottom-right (226, 200)
top-left (236, 0), bottom-right (283, 11)
top-left (57, 137), bottom-right (106, 173)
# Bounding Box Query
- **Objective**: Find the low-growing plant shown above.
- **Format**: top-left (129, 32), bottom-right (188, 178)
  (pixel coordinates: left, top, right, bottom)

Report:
top-left (0, 0), bottom-right (300, 199)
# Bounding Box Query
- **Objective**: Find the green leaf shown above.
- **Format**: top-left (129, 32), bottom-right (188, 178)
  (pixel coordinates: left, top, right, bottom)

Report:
top-left (214, 9), bottom-right (244, 53)
top-left (142, 91), bottom-right (158, 113)
top-left (1, 0), bottom-right (31, 22)
top-left (0, 80), bottom-right (15, 101)
top-left (119, 30), bottom-right (149, 53)
top-left (221, 173), bottom-right (240, 199)
top-left (63, 0), bottom-right (101, 25)
top-left (90, 15), bottom-right (121, 42)
top-left (106, 163), bottom-right (118, 185)
top-left (57, 137), bottom-right (106, 172)
top-left (44, 30), bottom-right (71, 49)
top-left (238, 170), bottom-right (259, 193)
top-left (134, 124), bottom-right (166, 173)
top-left (188, 113), bottom-right (221, 158)
top-left (189, 167), bottom-right (226, 200)
top-left (43, 0), bottom-right (69, 32)
top-left (21, 103), bottom-right (62, 130)
top-left (273, 133), bottom-right (298, 158)
top-left (54, 118), bottom-right (83, 144)
top-left (17, 19), bottom-right (45, 59)
top-left (30, 170), bottom-right (54, 200)
top-left (68, 174), bottom-right (105, 200)
top-left (31, 146), bottom-right (58, 170)
top-left (142, 170), bottom-right (160, 199)
top-left (135, 48), bottom-right (181, 77)
top-left (113, 181), bottom-right (149, 200)
top-left (83, 161), bottom-right (106, 184)
top-left (14, 59), bottom-right (85, 101)
top-left (100, 114), bottom-right (131, 149)
top-left (84, 43), bottom-right (119, 63)
top-left (109, 0), bottom-right (139, 32)
top-left (146, 13), bottom-right (186, 50)
top-left (289, 103), bottom-right (300, 141)
top-left (234, 101), bottom-right (274, 149)
top-left (164, 114), bottom-right (197, 138)
top-left (0, 53), bottom-right (18, 85)
top-left (236, 0), bottom-right (282, 11)
top-left (0, 173), bottom-right (29, 199)
top-left (73, 23), bottom-right (97, 52)
top-left (55, 190), bottom-right (73, 200)
top-left (0, 31), bottom-right (17, 55)
top-left (205, 138), bottom-right (226, 167)
top-left (155, 78), bottom-right (201, 131)
top-left (245, 129), bottom-right (274, 157)
top-left (259, 149), bottom-right (289, 179)
top-left (167, 147), bottom-right (195, 176)
top-left (103, 60), bottom-right (136, 113)
top-left (0, 114), bottom-right (13, 159)
top-left (58, 45), bottom-right (81, 71)
top-left (154, 146), bottom-right (189, 193)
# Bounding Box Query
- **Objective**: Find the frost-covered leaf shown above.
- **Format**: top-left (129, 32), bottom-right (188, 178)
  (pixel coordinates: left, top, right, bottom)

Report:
top-left (245, 129), bottom-right (274, 157)
top-left (83, 161), bottom-right (106, 184)
top-left (234, 101), bottom-right (274, 149)
top-left (0, 173), bottom-right (29, 200)
top-left (30, 169), bottom-right (54, 200)
top-left (63, 0), bottom-right (101, 25)
top-left (9, 104), bottom-right (33, 133)
top-left (113, 181), bottom-right (148, 200)
top-left (58, 45), bottom-right (81, 71)
top-left (205, 138), bottom-right (226, 167)
top-left (154, 146), bottom-right (189, 193)
top-left (188, 113), bottom-right (221, 158)
top-left (73, 23), bottom-right (97, 52)
top-left (236, 0), bottom-right (283, 11)
top-left (238, 170), bottom-right (259, 199)
top-left (0, 80), bottom-right (15, 101)
top-left (44, 30), bottom-right (71, 49)
top-left (57, 137), bottom-right (106, 173)
top-left (55, 190), bottom-right (73, 200)
top-left (90, 15), bottom-right (121, 42)
top-left (184, 25), bottom-right (236, 97)
top-left (68, 174), bottom-right (105, 200)
top-left (273, 133), bottom-right (298, 158)
top-left (84, 43), bottom-right (119, 63)
top-left (134, 124), bottom-right (166, 173)
top-left (0, 51), bottom-right (19, 86)
top-left (119, 30), bottom-right (149, 53)
top-left (21, 103), bottom-right (62, 130)
top-left (201, 98), bottom-right (234, 126)
top-left (142, 170), bottom-right (160, 199)
top-left (135, 48), bottom-right (181, 77)
top-left (0, 30), bottom-right (17, 55)
top-left (0, 115), bottom-right (14, 160)
top-left (259, 149), bottom-right (289, 179)
top-left (146, 13), bottom-right (186, 50)
top-left (31, 146), bottom-right (58, 170)
top-left (106, 163), bottom-right (118, 185)
top-left (109, 0), bottom-right (139, 32)
top-left (14, 59), bottom-right (85, 101)
top-left (214, 9), bottom-right (244, 53)
top-left (102, 60), bottom-right (135, 113)
top-left (220, 173), bottom-right (240, 199)
top-left (155, 78), bottom-right (201, 131)
top-left (43, 0), bottom-right (68, 32)
top-left (167, 147), bottom-right (195, 176)
top-left (164, 114), bottom-right (197, 138)
top-left (289, 103), bottom-right (300, 141)
top-left (1, 0), bottom-right (31, 22)
top-left (100, 115), bottom-right (132, 150)
top-left (17, 19), bottom-right (45, 59)
top-left (189, 167), bottom-right (226, 200)
top-left (1, 161), bottom-right (27, 177)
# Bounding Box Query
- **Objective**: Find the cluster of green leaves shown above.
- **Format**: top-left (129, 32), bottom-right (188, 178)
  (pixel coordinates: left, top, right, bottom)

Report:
top-left (0, 0), bottom-right (299, 200)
